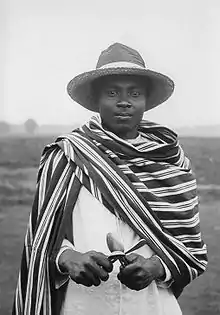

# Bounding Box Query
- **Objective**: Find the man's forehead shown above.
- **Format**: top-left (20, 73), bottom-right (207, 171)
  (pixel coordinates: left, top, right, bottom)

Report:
top-left (100, 75), bottom-right (146, 88)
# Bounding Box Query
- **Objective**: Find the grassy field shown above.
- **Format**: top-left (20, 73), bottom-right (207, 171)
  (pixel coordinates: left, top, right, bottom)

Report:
top-left (0, 135), bottom-right (220, 314)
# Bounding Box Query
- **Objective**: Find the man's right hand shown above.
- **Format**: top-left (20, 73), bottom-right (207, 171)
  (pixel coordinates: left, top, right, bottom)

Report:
top-left (58, 249), bottom-right (113, 287)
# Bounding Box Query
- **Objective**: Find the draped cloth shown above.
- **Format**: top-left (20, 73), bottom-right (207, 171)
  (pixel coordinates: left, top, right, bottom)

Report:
top-left (13, 116), bottom-right (208, 315)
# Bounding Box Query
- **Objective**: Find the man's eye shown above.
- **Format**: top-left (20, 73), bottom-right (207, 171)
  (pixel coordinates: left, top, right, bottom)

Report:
top-left (131, 91), bottom-right (141, 97)
top-left (107, 90), bottom-right (117, 97)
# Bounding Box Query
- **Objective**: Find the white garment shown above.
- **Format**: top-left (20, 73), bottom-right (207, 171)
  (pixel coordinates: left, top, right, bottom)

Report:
top-left (59, 186), bottom-right (182, 315)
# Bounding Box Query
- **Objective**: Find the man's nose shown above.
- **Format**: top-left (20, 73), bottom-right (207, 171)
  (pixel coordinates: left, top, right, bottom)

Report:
top-left (117, 100), bottom-right (132, 108)
top-left (117, 90), bottom-right (132, 107)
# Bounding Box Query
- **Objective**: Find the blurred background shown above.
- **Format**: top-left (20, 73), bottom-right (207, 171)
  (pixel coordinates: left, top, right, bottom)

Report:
top-left (0, 0), bottom-right (220, 314)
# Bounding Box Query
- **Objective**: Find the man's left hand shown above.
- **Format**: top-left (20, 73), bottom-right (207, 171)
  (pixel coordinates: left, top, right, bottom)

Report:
top-left (117, 253), bottom-right (165, 291)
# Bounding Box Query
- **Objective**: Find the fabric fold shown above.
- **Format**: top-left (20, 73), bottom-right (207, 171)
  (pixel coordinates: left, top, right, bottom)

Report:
top-left (12, 116), bottom-right (207, 315)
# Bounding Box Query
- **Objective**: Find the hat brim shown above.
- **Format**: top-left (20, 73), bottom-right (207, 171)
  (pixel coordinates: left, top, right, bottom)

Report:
top-left (67, 67), bottom-right (174, 112)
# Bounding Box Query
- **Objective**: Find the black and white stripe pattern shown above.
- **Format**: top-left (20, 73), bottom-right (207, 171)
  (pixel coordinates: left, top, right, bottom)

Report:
top-left (13, 116), bottom-right (207, 314)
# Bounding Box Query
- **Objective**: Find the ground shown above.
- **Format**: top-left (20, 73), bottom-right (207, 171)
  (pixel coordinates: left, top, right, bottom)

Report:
top-left (0, 135), bottom-right (220, 314)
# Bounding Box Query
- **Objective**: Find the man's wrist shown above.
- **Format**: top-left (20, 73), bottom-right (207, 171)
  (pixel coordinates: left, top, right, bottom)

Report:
top-left (58, 248), bottom-right (75, 274)
top-left (150, 255), bottom-right (165, 280)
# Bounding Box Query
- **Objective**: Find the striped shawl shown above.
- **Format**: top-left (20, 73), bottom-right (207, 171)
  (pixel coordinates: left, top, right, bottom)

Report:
top-left (13, 116), bottom-right (208, 315)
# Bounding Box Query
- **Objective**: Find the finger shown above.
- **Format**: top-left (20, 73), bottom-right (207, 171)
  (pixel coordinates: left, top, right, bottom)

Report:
top-left (117, 273), bottom-right (139, 290)
top-left (73, 272), bottom-right (93, 287)
top-left (117, 272), bottom-right (126, 285)
top-left (86, 262), bottom-right (109, 283)
top-left (79, 277), bottom-right (93, 287)
top-left (117, 270), bottom-right (135, 285)
top-left (118, 274), bottom-right (147, 291)
top-left (119, 263), bottom-right (139, 276)
top-left (132, 279), bottom-right (151, 290)
top-left (99, 267), bottom-right (109, 282)
top-left (129, 273), bottom-right (153, 289)
top-left (84, 267), bottom-right (101, 287)
top-left (117, 272), bottom-right (121, 281)
top-left (93, 253), bottom-right (113, 272)
top-left (118, 269), bottom-right (144, 286)
top-left (125, 253), bottom-right (139, 263)
top-left (126, 282), bottom-right (145, 291)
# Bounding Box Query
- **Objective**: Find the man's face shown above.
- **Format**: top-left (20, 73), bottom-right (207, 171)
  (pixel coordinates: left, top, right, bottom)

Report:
top-left (96, 75), bottom-right (147, 139)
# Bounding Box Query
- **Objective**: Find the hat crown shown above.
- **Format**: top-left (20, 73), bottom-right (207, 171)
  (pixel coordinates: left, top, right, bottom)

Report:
top-left (96, 43), bottom-right (146, 69)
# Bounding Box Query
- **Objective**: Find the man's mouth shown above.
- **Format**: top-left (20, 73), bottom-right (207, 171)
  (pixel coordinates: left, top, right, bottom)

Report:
top-left (114, 113), bottom-right (132, 119)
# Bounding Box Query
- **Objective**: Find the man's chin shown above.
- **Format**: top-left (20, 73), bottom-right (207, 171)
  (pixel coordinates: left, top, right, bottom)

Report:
top-left (113, 126), bottom-right (138, 139)
top-left (101, 121), bottom-right (137, 138)
top-left (110, 123), bottom-right (130, 132)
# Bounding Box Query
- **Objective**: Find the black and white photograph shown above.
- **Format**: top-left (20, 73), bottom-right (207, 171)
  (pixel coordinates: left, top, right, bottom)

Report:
top-left (0, 1), bottom-right (219, 314)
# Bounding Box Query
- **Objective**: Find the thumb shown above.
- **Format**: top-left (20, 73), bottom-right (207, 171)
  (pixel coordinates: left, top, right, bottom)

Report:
top-left (125, 253), bottom-right (138, 263)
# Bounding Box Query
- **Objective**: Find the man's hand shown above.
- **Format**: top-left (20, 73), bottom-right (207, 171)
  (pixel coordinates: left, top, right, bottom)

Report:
top-left (58, 249), bottom-right (113, 287)
top-left (117, 253), bottom-right (165, 291)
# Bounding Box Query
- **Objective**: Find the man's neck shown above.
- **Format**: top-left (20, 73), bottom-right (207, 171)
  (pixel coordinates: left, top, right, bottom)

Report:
top-left (101, 124), bottom-right (139, 140)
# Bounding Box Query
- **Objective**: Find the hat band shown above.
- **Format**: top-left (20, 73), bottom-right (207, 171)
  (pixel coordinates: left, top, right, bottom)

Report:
top-left (98, 61), bottom-right (146, 70)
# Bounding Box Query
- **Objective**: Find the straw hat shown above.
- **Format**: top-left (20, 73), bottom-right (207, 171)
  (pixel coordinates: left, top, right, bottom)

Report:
top-left (67, 43), bottom-right (174, 112)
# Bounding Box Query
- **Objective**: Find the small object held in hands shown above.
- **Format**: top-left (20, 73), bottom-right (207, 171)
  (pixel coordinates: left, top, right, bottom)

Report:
top-left (106, 232), bottom-right (125, 252)
top-left (106, 233), bottom-right (129, 267)
top-left (108, 251), bottom-right (129, 268)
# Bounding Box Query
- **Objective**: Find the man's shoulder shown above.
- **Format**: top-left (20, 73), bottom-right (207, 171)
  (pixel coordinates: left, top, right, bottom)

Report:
top-left (43, 127), bottom-right (81, 151)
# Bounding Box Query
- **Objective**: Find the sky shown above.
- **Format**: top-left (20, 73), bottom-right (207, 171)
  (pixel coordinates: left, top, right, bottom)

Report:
top-left (1, 0), bottom-right (220, 128)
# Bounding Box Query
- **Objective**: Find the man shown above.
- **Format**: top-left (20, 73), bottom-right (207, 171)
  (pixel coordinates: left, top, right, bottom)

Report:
top-left (13, 43), bottom-right (207, 315)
